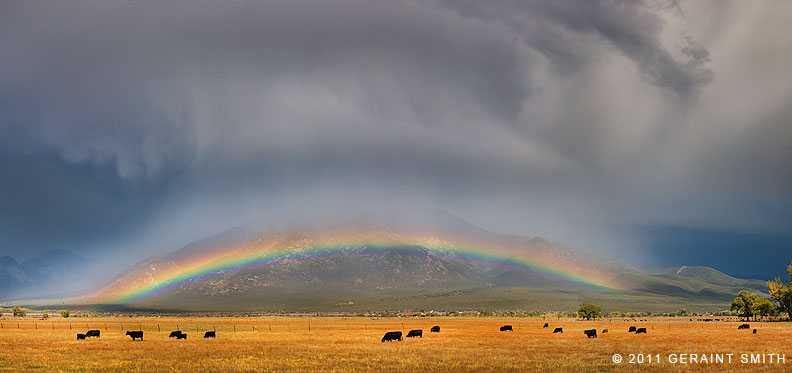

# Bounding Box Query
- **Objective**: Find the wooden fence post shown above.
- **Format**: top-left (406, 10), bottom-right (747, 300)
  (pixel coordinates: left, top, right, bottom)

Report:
top-left (157, 325), bottom-right (160, 332)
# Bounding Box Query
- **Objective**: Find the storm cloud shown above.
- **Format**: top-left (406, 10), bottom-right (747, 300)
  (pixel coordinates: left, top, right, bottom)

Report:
top-left (0, 0), bottom-right (790, 277)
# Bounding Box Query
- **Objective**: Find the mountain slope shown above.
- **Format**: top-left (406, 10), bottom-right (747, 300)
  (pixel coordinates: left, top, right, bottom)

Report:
top-left (81, 212), bottom-right (768, 311)
top-left (0, 250), bottom-right (93, 299)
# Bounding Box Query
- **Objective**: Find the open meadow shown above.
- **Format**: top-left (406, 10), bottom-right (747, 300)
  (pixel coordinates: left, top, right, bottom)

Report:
top-left (0, 317), bottom-right (790, 372)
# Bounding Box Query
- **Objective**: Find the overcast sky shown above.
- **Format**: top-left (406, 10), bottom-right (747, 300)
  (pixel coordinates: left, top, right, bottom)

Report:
top-left (1, 0), bottom-right (790, 278)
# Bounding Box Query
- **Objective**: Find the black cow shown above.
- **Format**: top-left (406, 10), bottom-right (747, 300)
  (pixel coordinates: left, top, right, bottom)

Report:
top-left (500, 325), bottom-right (513, 332)
top-left (406, 329), bottom-right (422, 338)
top-left (753, 329), bottom-right (757, 334)
top-left (76, 333), bottom-right (86, 340)
top-left (584, 329), bottom-right (597, 338)
top-left (628, 326), bottom-right (637, 333)
top-left (169, 331), bottom-right (182, 338)
top-left (85, 330), bottom-right (100, 338)
top-left (553, 327), bottom-right (563, 333)
top-left (125, 331), bottom-right (143, 340)
top-left (176, 333), bottom-right (187, 339)
top-left (738, 324), bottom-right (750, 330)
top-left (204, 331), bottom-right (216, 338)
top-left (601, 329), bottom-right (608, 334)
top-left (430, 326), bottom-right (440, 333)
top-left (635, 328), bottom-right (647, 334)
top-left (543, 323), bottom-right (549, 328)
top-left (381, 331), bottom-right (402, 342)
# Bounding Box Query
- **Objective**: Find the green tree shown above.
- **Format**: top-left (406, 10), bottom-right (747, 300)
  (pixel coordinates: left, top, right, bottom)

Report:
top-left (752, 298), bottom-right (777, 320)
top-left (577, 303), bottom-right (602, 320)
top-left (11, 306), bottom-right (25, 317)
top-left (60, 310), bottom-right (70, 318)
top-left (768, 262), bottom-right (792, 321)
top-left (731, 290), bottom-right (762, 321)
top-left (41, 312), bottom-right (49, 319)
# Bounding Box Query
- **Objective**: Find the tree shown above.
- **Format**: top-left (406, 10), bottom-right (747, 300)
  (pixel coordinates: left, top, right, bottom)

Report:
top-left (41, 312), bottom-right (49, 319)
top-left (11, 306), bottom-right (25, 317)
top-left (60, 310), bottom-right (70, 318)
top-left (731, 290), bottom-right (763, 321)
top-left (752, 298), bottom-right (777, 320)
top-left (578, 303), bottom-right (602, 320)
top-left (768, 262), bottom-right (792, 321)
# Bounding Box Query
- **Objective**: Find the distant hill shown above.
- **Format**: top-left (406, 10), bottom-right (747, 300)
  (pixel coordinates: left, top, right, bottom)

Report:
top-left (0, 250), bottom-right (93, 299)
top-left (71, 212), bottom-right (770, 312)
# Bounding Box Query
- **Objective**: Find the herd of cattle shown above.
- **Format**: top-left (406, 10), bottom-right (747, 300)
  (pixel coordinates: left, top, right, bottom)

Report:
top-left (73, 321), bottom-right (760, 342)
top-left (381, 321), bottom-right (760, 342)
top-left (381, 326), bottom-right (440, 342)
top-left (76, 330), bottom-right (217, 340)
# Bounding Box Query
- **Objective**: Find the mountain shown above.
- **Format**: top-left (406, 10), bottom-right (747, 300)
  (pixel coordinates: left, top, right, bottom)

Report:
top-left (82, 212), bottom-right (768, 312)
top-left (0, 250), bottom-right (93, 300)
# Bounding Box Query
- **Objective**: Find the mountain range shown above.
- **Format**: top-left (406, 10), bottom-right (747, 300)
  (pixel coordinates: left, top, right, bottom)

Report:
top-left (0, 250), bottom-right (93, 300)
top-left (71, 211), bottom-right (769, 312)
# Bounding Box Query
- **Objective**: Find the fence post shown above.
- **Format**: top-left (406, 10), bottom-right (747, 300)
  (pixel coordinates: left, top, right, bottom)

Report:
top-left (69, 323), bottom-right (72, 330)
top-left (158, 325), bottom-right (160, 332)
top-left (234, 324), bottom-right (236, 332)
top-left (269, 323), bottom-right (271, 331)
top-left (308, 322), bottom-right (311, 332)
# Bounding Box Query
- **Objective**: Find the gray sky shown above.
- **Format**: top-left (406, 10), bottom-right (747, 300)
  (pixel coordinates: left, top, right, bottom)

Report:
top-left (1, 0), bottom-right (790, 277)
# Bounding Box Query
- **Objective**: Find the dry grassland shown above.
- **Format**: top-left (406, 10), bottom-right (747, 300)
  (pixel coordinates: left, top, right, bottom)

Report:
top-left (0, 317), bottom-right (790, 372)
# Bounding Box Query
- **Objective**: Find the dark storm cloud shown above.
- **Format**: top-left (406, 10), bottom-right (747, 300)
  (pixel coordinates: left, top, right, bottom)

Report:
top-left (0, 0), bottom-right (790, 276)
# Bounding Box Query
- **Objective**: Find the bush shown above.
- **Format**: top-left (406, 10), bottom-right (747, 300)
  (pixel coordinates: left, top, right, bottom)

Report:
top-left (42, 313), bottom-right (49, 319)
top-left (12, 306), bottom-right (25, 317)
top-left (60, 310), bottom-right (70, 318)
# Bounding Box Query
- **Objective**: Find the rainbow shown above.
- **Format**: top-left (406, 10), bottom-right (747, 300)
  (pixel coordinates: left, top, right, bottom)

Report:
top-left (96, 235), bottom-right (619, 303)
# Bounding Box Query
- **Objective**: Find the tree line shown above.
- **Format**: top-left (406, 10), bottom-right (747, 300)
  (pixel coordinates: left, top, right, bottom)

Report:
top-left (730, 261), bottom-right (792, 321)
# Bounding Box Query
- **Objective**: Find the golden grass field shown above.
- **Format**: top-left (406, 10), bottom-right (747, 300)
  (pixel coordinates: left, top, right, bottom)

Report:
top-left (0, 316), bottom-right (790, 372)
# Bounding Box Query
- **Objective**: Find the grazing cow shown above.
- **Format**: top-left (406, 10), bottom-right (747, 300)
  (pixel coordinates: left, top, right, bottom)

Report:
top-left (169, 331), bottom-right (182, 338)
top-left (553, 327), bottom-right (563, 334)
top-left (628, 326), bottom-right (637, 333)
top-left (406, 329), bottom-right (422, 338)
top-left (738, 324), bottom-right (750, 330)
top-left (204, 331), bottom-right (216, 338)
top-left (753, 329), bottom-right (757, 334)
top-left (381, 331), bottom-right (402, 342)
top-left (635, 328), bottom-right (647, 334)
top-left (500, 325), bottom-right (513, 332)
top-left (601, 329), bottom-right (608, 334)
top-left (430, 326), bottom-right (440, 333)
top-left (76, 334), bottom-right (86, 340)
top-left (583, 329), bottom-right (597, 338)
top-left (176, 333), bottom-right (187, 339)
top-left (125, 331), bottom-right (143, 340)
top-left (543, 323), bottom-right (549, 328)
top-left (85, 330), bottom-right (100, 338)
